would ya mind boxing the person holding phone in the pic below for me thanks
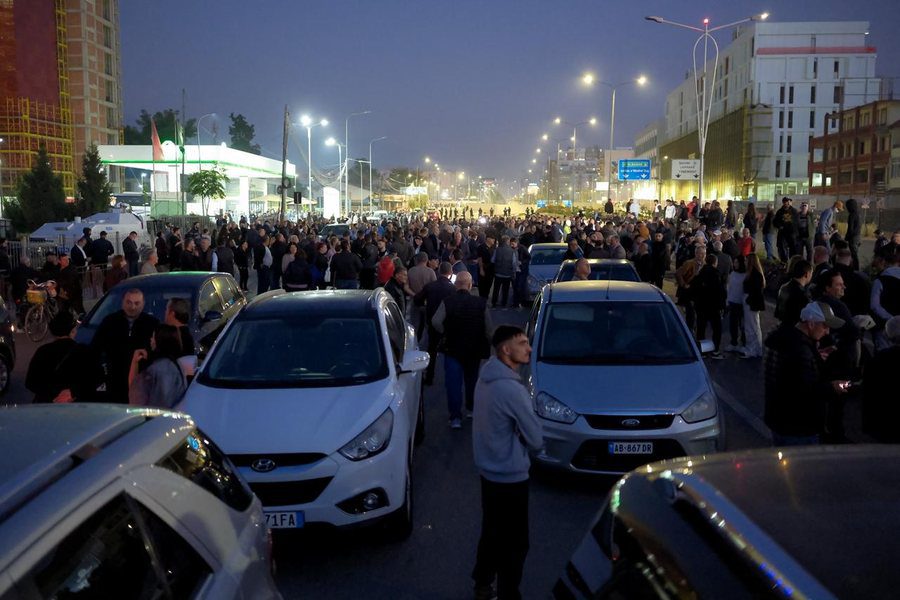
[764,301,851,446]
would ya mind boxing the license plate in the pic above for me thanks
[608,442,654,455]
[264,511,304,529]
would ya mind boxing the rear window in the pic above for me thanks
[556,263,641,282]
[530,247,567,266]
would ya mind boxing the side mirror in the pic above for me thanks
[202,310,223,323]
[398,350,430,373]
[699,339,715,354]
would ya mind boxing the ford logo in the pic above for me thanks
[621,418,641,427]
[251,458,277,473]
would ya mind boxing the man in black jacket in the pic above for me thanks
[123,231,140,276]
[773,197,799,261]
[88,231,115,266]
[844,198,862,269]
[775,259,812,327]
[764,301,849,446]
[415,261,455,385]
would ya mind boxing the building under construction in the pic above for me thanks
[0,0,123,199]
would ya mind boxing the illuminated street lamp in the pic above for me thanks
[344,110,371,214]
[553,117,597,153]
[581,73,648,152]
[644,11,769,201]
[325,137,346,214]
[300,114,329,207]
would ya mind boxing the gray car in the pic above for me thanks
[526,243,568,300]
[524,281,723,474]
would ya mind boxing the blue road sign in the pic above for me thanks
[536,200,547,208]
[563,200,573,208]
[617,159,652,181]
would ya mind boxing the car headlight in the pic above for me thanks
[681,391,717,423]
[339,408,394,461]
[527,274,546,292]
[534,392,578,424]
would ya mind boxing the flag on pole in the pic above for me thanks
[175,121,185,155]
[150,118,164,161]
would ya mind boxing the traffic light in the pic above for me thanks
[293,191,302,204]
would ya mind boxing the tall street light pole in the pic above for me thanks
[645,12,769,203]
[325,137,345,215]
[369,136,387,213]
[280,105,289,222]
[301,115,329,213]
[553,117,596,204]
[344,110,371,216]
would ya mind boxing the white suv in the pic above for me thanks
[180,289,429,537]
[0,404,280,599]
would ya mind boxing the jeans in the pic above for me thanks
[467,262,480,287]
[424,326,441,383]
[513,270,528,307]
[743,303,763,357]
[127,259,139,277]
[799,236,813,261]
[695,308,722,351]
[256,265,271,295]
[271,269,282,290]
[472,477,529,600]
[238,267,249,290]
[727,302,745,346]
[764,234,776,260]
[772,433,820,447]
[478,273,494,299]
[492,275,512,307]
[335,279,359,289]
[444,355,480,419]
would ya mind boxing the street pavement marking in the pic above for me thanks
[713,381,772,442]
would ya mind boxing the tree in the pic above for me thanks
[124,109,197,145]
[228,113,261,155]
[76,143,112,216]
[187,167,228,216]
[15,147,70,231]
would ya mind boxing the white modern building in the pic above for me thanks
[661,20,882,201]
[98,143,296,218]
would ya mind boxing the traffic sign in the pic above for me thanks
[617,159,651,181]
[672,159,701,180]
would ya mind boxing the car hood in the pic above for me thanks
[530,360,709,414]
[529,264,562,281]
[178,379,395,455]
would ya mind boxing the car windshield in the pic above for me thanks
[539,301,696,364]
[85,287,196,325]
[199,316,388,388]
[556,263,641,283]
[530,247,568,266]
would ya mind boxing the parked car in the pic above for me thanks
[553,258,641,283]
[0,295,15,395]
[0,404,280,599]
[526,242,568,299]
[318,223,351,240]
[75,272,246,356]
[179,289,429,538]
[525,281,722,474]
[555,445,900,599]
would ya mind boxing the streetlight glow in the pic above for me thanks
[541,133,549,141]
[758,12,770,20]
[424,156,431,164]
[554,117,561,124]
[589,117,597,125]
[582,73,595,85]
[300,114,311,127]
[637,75,648,86]
[535,148,541,153]
[325,137,337,146]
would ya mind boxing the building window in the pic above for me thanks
[105,79,114,102]
[779,134,784,153]
[880,108,888,125]
[779,110,784,128]
[810,86,816,104]
[833,60,840,76]
[789,86,795,104]
[859,141,866,155]
[779,85,785,104]
[785,160,791,178]
[788,111,794,128]
[833,86,843,104]
[810,110,816,128]
[103,25,112,49]
[104,52,113,75]
[786,135,792,153]
[813,58,818,78]
[892,158,900,179]
[775,159,782,178]
[102,0,111,20]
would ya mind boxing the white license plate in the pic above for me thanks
[264,511,304,529]
[608,442,654,455]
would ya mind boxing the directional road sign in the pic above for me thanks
[617,159,652,181]
[672,159,701,180]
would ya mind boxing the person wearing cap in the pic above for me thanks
[764,301,851,446]
[816,200,843,250]
[25,312,102,403]
[773,196,799,262]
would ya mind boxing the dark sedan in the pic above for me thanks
[556,445,900,599]
[75,272,246,356]
[552,258,641,283]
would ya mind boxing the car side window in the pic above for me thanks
[384,302,406,363]
[214,276,239,309]
[17,494,211,598]
[158,428,254,512]
[198,281,223,317]
[526,295,542,342]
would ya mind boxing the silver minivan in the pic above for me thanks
[524,280,723,474]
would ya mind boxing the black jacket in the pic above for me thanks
[90,311,159,403]
[414,276,455,325]
[215,245,235,275]
[283,258,312,290]
[330,250,362,281]
[440,290,489,361]
[89,238,115,265]
[123,237,139,262]
[775,279,810,326]
[764,325,832,436]
[26,338,103,403]
[863,346,900,442]
[692,265,726,311]
[845,198,861,244]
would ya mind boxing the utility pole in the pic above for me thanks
[280,104,289,222]
[181,89,187,214]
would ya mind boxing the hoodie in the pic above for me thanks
[845,198,861,244]
[473,357,544,483]
[872,266,900,321]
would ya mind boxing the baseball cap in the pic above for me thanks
[800,301,845,329]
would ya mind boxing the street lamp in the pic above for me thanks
[368,136,387,213]
[196,113,216,171]
[645,12,769,202]
[553,117,597,153]
[300,114,329,209]
[344,110,371,215]
[581,73,648,151]
[325,137,345,215]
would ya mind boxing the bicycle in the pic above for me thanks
[23,279,59,342]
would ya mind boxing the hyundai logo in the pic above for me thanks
[621,418,641,427]
[251,458,277,473]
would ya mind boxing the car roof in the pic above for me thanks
[111,271,221,288]
[545,280,666,303]
[243,289,382,318]
[631,445,900,598]
[0,404,183,522]
[559,258,631,266]
[528,243,567,250]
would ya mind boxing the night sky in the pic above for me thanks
[121,0,900,184]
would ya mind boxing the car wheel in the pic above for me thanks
[414,379,425,446]
[0,354,10,395]
[384,457,413,541]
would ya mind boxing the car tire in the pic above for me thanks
[384,457,413,541]
[414,380,425,446]
[0,354,10,395]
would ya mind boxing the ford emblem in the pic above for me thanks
[251,458,277,473]
[621,418,641,427]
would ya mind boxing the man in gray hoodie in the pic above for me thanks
[471,325,543,600]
